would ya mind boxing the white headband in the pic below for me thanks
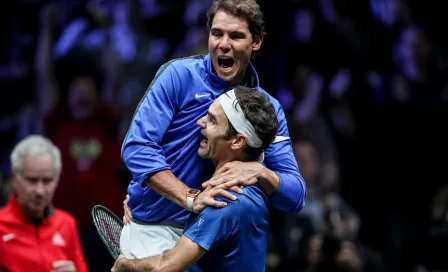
[218,89,263,148]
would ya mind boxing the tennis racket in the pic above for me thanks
[92,205,124,260]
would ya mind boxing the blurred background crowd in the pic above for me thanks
[1,0,448,271]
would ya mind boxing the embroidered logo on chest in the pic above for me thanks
[52,232,65,247]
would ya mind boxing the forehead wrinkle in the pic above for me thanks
[211,24,248,34]
[211,11,250,34]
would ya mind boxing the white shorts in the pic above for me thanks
[120,221,184,259]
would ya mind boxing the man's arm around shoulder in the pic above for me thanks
[121,63,191,208]
[113,199,238,272]
[261,103,306,214]
[112,236,205,272]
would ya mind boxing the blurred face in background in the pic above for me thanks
[307,234,323,266]
[208,10,262,86]
[294,141,319,184]
[67,76,99,121]
[336,240,361,269]
[13,154,59,218]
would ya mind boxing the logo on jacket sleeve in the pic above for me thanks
[52,232,66,246]
[2,233,15,242]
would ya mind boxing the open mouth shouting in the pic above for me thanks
[216,55,236,76]
[200,136,208,147]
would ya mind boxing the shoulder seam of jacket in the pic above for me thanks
[121,54,205,161]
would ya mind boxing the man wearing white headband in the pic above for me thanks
[113,87,278,271]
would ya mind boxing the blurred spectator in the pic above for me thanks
[416,184,448,271]
[391,24,446,103]
[0,175,12,208]
[35,3,126,271]
[295,138,385,272]
[368,24,448,103]
[301,215,385,272]
[0,135,88,272]
[306,234,362,272]
[54,0,172,135]
[292,139,355,238]
[270,136,386,272]
[268,138,342,271]
[294,140,326,232]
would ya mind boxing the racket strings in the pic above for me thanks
[98,209,122,247]
[92,205,124,259]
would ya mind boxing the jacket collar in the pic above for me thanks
[204,54,260,89]
[7,195,54,225]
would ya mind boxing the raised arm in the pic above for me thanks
[89,4,122,108]
[35,4,60,116]
[101,30,121,108]
[112,236,205,272]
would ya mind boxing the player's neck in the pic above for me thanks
[213,65,247,87]
[214,160,226,172]
[214,155,247,172]
[228,73,245,87]
[230,68,249,87]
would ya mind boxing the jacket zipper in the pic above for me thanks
[35,226,45,272]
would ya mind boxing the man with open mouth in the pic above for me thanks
[114,87,280,271]
[118,0,307,266]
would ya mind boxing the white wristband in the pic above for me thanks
[186,196,195,212]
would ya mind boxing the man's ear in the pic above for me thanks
[252,35,263,52]
[230,134,247,151]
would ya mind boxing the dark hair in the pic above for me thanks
[207,0,266,39]
[225,87,278,161]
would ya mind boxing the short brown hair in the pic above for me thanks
[207,0,266,39]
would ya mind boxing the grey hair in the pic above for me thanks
[10,135,62,175]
